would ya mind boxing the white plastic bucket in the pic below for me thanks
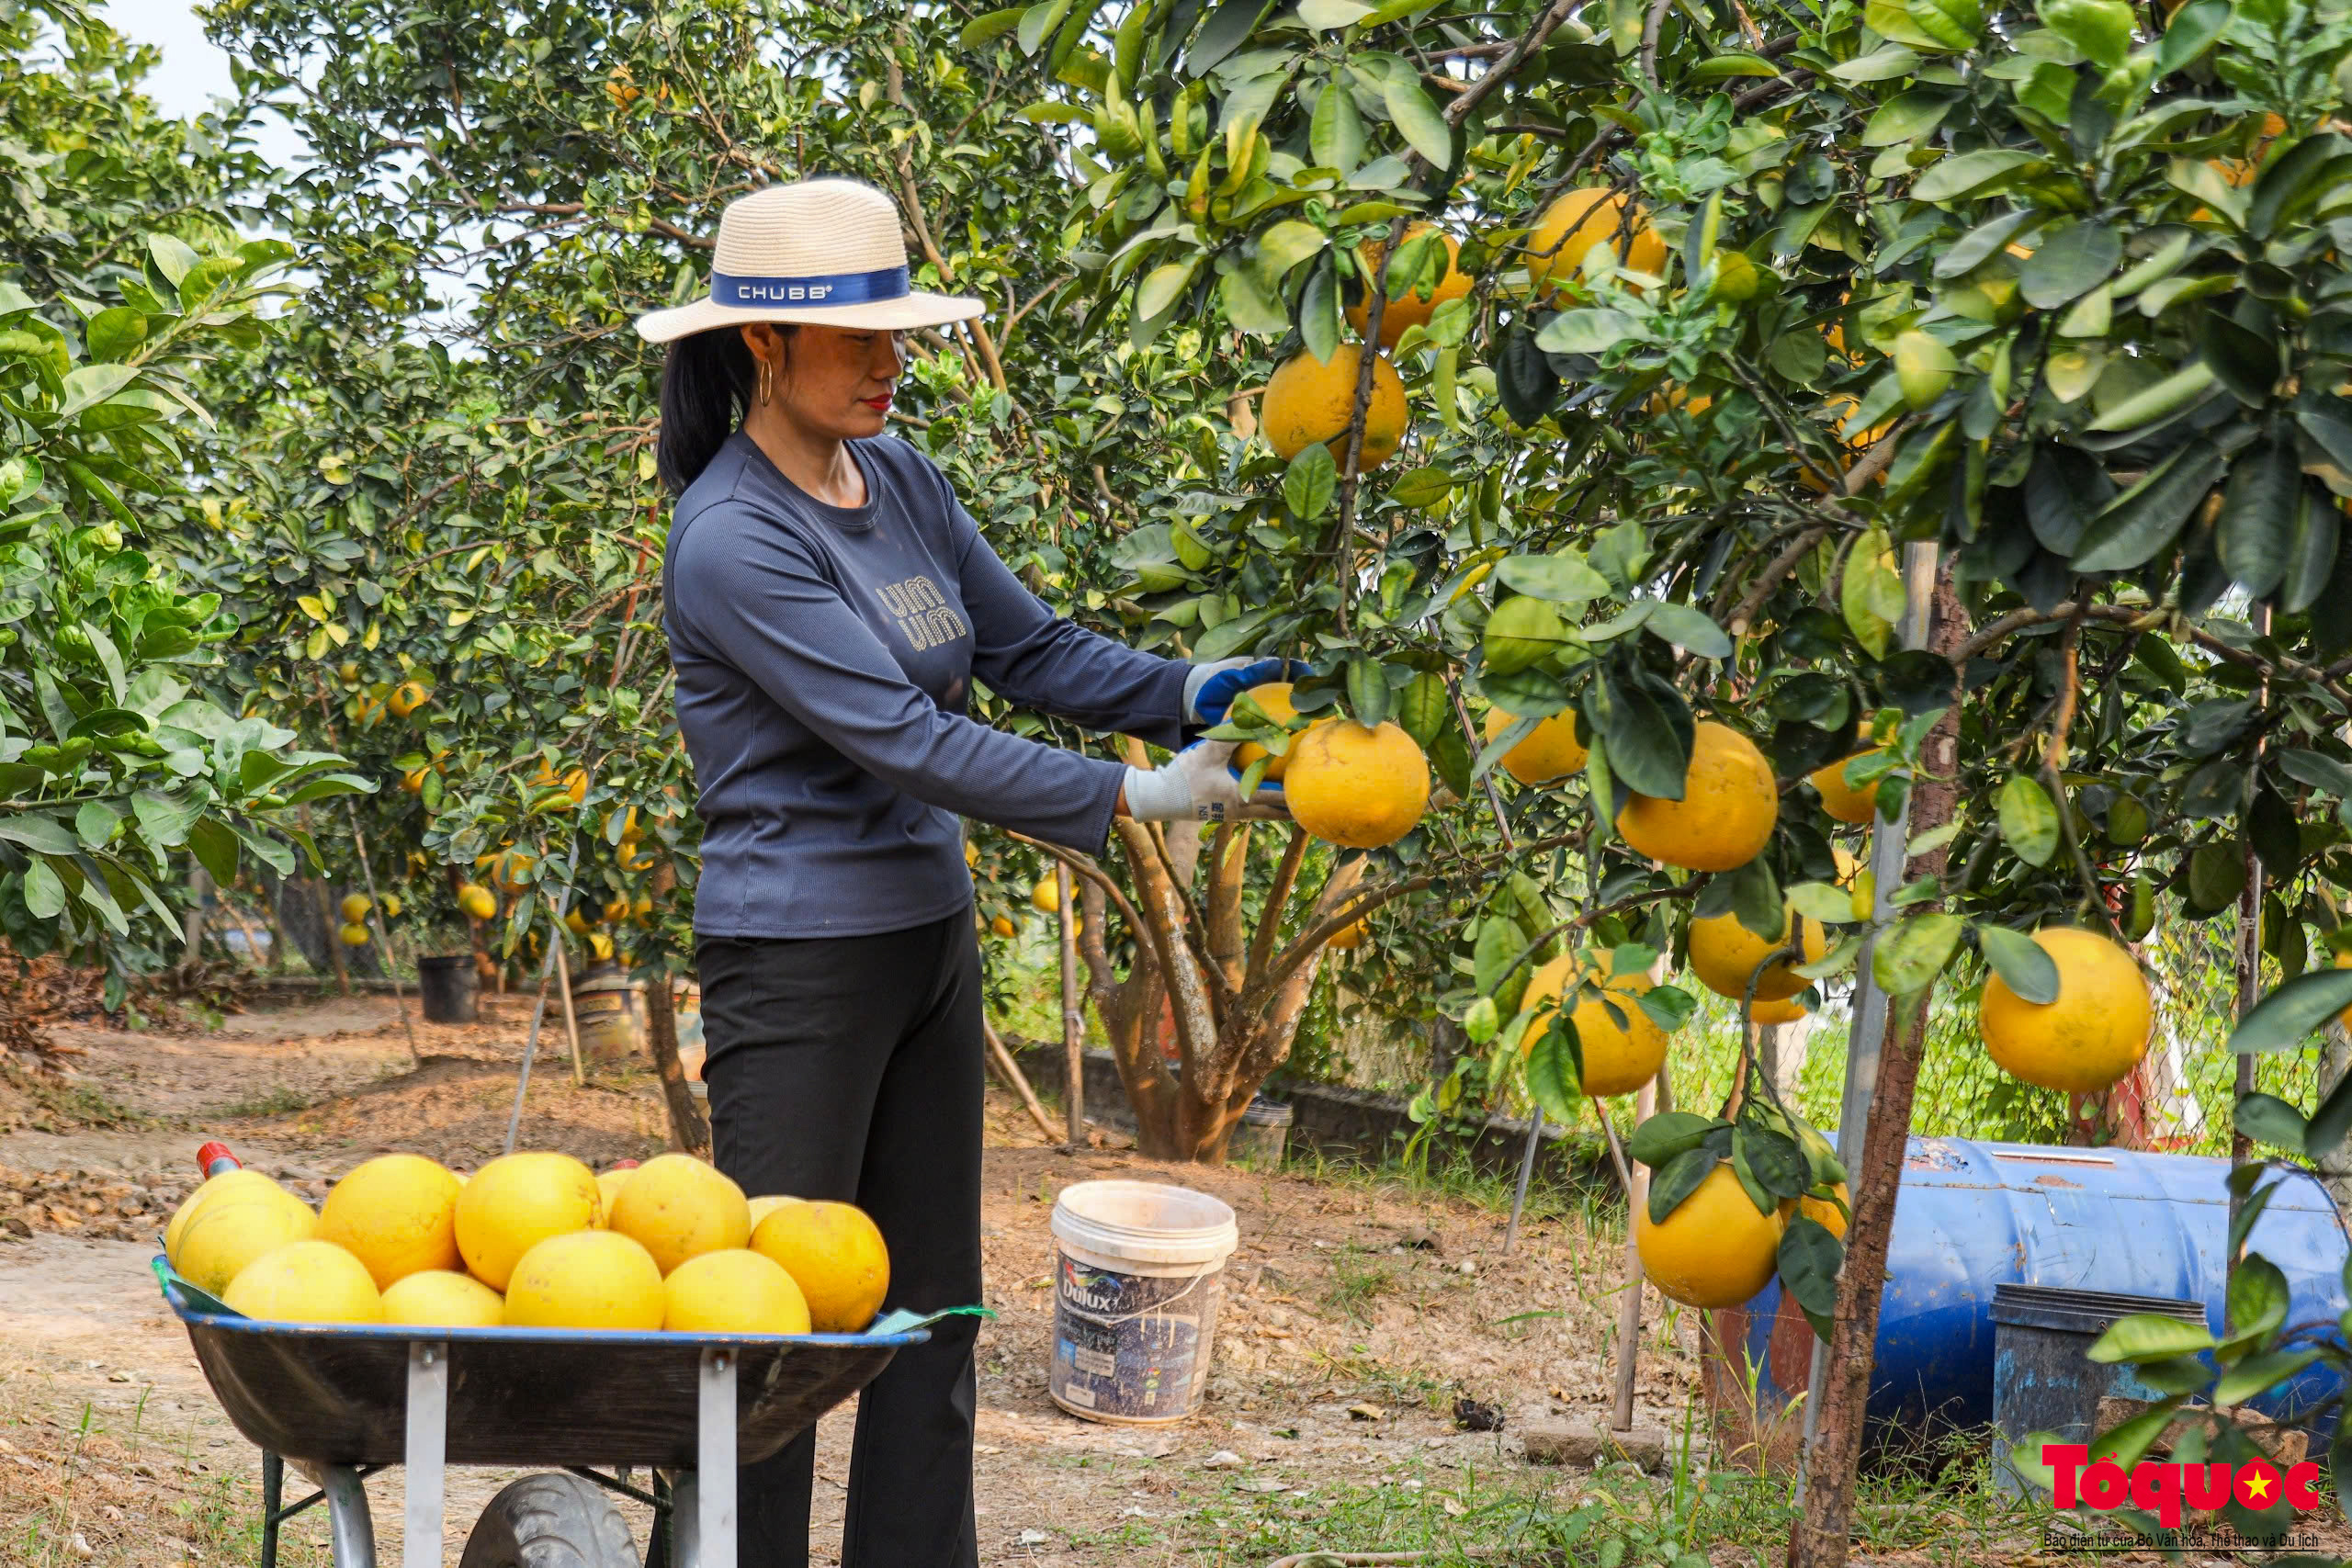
[1047,1179,1238,1425]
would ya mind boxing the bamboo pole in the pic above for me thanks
[982,1016,1063,1143]
[342,803,421,1068]
[1612,1077,1656,1431]
[553,934,585,1087]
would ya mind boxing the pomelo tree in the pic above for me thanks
[992,0,2352,1553]
[0,0,349,1016]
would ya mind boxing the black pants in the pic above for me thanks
[662,911,984,1568]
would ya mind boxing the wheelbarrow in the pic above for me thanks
[156,1258,963,1568]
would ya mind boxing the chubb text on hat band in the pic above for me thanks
[709,265,911,308]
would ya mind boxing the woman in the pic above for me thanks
[635,176,1294,1567]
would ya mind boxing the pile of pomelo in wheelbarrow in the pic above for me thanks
[164,1150,888,1334]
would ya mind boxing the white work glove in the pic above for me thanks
[1122,739,1291,823]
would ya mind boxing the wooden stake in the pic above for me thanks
[1613,1078,1656,1432]
[553,935,584,1088]
[1057,863,1083,1146]
[982,1016,1063,1144]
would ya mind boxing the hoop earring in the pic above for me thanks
[755,357,775,408]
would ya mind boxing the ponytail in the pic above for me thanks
[656,324,800,494]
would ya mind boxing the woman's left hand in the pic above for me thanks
[1183,658,1309,727]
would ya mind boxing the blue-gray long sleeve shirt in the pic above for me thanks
[663,430,1188,938]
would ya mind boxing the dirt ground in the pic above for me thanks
[0,989,2323,1567]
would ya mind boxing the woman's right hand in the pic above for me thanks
[1119,740,1289,823]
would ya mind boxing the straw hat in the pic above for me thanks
[634,177,986,343]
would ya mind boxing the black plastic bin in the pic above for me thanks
[416,954,479,1023]
[1989,1282,2208,1496]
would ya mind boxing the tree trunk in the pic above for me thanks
[1787,562,1967,1568]
[642,972,709,1154]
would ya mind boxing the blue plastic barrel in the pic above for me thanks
[1702,1136,2347,1461]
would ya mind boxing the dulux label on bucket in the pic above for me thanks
[1048,1252,1222,1422]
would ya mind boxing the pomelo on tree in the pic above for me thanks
[380,1269,505,1327]
[663,1248,812,1335]
[320,1153,464,1289]
[1343,224,1473,348]
[338,922,370,947]
[1686,906,1828,1004]
[502,1230,666,1330]
[1524,188,1666,300]
[1283,719,1429,849]
[340,894,371,923]
[751,1201,890,1333]
[458,883,498,921]
[1635,1163,1784,1308]
[1746,994,1812,1026]
[223,1240,383,1324]
[1980,928,2152,1094]
[1261,344,1408,472]
[1615,721,1778,872]
[605,1152,752,1276]
[1483,705,1586,784]
[1031,876,1059,912]
[1521,949,1668,1097]
[1810,750,1885,825]
[1230,682,1301,781]
[388,680,432,717]
[454,1151,601,1291]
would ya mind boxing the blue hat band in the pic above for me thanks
[709,265,910,309]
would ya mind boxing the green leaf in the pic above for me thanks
[1495,551,1611,604]
[188,818,240,888]
[1298,0,1374,27]
[2202,312,2280,406]
[1387,466,1454,508]
[1628,1111,1720,1168]
[1644,602,1730,659]
[20,859,63,919]
[1862,88,1957,147]
[1912,150,2040,202]
[56,364,138,422]
[1996,773,2059,866]
[1310,75,1368,175]
[2233,1092,2309,1155]
[958,6,1027,47]
[2072,436,2225,571]
[1587,667,1692,799]
[1136,255,1201,322]
[2156,0,2227,71]
[1534,310,1642,355]
[147,233,199,286]
[1254,220,1329,285]
[84,307,149,364]
[1299,265,1343,366]
[2231,968,2352,1053]
[1978,924,2060,1003]
[2086,1313,2215,1363]
[1283,443,1340,520]
[1017,0,1073,54]
[1787,881,1857,925]
[1382,72,1453,168]
[2039,0,2135,69]
[2214,1348,2324,1408]
[2216,440,2301,600]
[0,815,78,856]
[2225,1255,2289,1346]
[2086,359,2218,433]
[2086,1399,2189,1473]
[1778,1214,1843,1320]
[1647,1147,1717,1225]
[1872,911,1963,995]
[1346,653,1390,728]
[1830,45,1921,79]
[2018,220,2123,309]
[1525,1013,1584,1122]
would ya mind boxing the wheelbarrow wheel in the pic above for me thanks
[458,1472,636,1568]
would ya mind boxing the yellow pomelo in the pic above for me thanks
[388,680,432,717]
[178,1194,321,1297]
[1687,906,1828,1003]
[223,1240,382,1324]
[1325,918,1368,950]
[1283,719,1429,849]
[751,1201,891,1333]
[1800,1182,1850,1239]
[1484,705,1586,784]
[1261,344,1408,472]
[1344,225,1474,348]
[320,1154,463,1290]
[662,1248,812,1336]
[1833,845,1861,886]
[1802,395,1897,493]
[502,1230,666,1330]
[989,915,1016,940]
[1981,928,2153,1094]
[2337,952,2352,1032]
[1635,1164,1784,1309]
[339,894,371,923]
[379,1269,505,1327]
[747,1194,804,1230]
[1526,188,1667,300]
[1231,682,1300,780]
[454,1151,600,1291]
[1810,750,1885,825]
[165,1168,288,1267]
[606,1153,752,1276]
[594,1168,638,1227]
[1747,995,1813,1026]
[458,883,497,920]
[1616,721,1779,873]
[1522,950,1668,1098]
[1031,877,1059,912]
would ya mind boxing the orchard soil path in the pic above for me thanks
[0,990,2071,1566]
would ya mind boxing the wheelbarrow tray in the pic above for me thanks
[159,1260,930,1470]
